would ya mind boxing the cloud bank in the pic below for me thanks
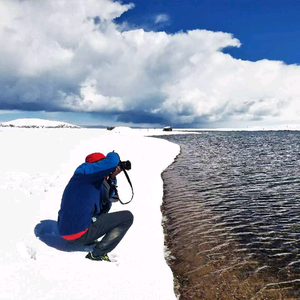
[1,0,300,127]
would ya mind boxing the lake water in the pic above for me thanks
[158,131,300,300]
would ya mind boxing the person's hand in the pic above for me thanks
[110,166,122,179]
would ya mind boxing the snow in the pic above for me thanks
[0,118,80,128]
[111,126,133,133]
[0,125,180,300]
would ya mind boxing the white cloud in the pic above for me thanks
[154,14,170,24]
[0,0,300,127]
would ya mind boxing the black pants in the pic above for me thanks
[70,210,134,256]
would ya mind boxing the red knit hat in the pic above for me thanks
[85,152,106,163]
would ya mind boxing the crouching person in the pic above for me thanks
[57,152,134,262]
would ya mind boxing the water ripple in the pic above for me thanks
[160,131,300,300]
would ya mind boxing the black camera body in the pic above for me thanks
[119,160,131,171]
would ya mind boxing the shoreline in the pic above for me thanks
[161,151,183,299]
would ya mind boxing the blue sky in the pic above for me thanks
[1,0,300,128]
[118,0,300,64]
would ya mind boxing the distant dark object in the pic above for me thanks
[163,126,172,131]
[107,126,115,131]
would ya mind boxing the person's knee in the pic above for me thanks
[123,210,134,226]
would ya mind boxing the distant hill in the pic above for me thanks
[0,118,80,128]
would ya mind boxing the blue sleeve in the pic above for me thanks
[74,152,120,181]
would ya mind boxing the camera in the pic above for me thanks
[119,160,131,171]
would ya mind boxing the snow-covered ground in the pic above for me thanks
[0,118,80,128]
[0,125,180,300]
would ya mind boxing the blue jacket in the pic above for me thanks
[57,152,119,237]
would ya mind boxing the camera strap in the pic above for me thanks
[117,169,134,205]
[110,169,133,205]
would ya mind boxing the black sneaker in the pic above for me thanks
[85,251,111,262]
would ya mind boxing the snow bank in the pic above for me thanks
[0,127,180,300]
[111,126,133,134]
[0,118,80,128]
